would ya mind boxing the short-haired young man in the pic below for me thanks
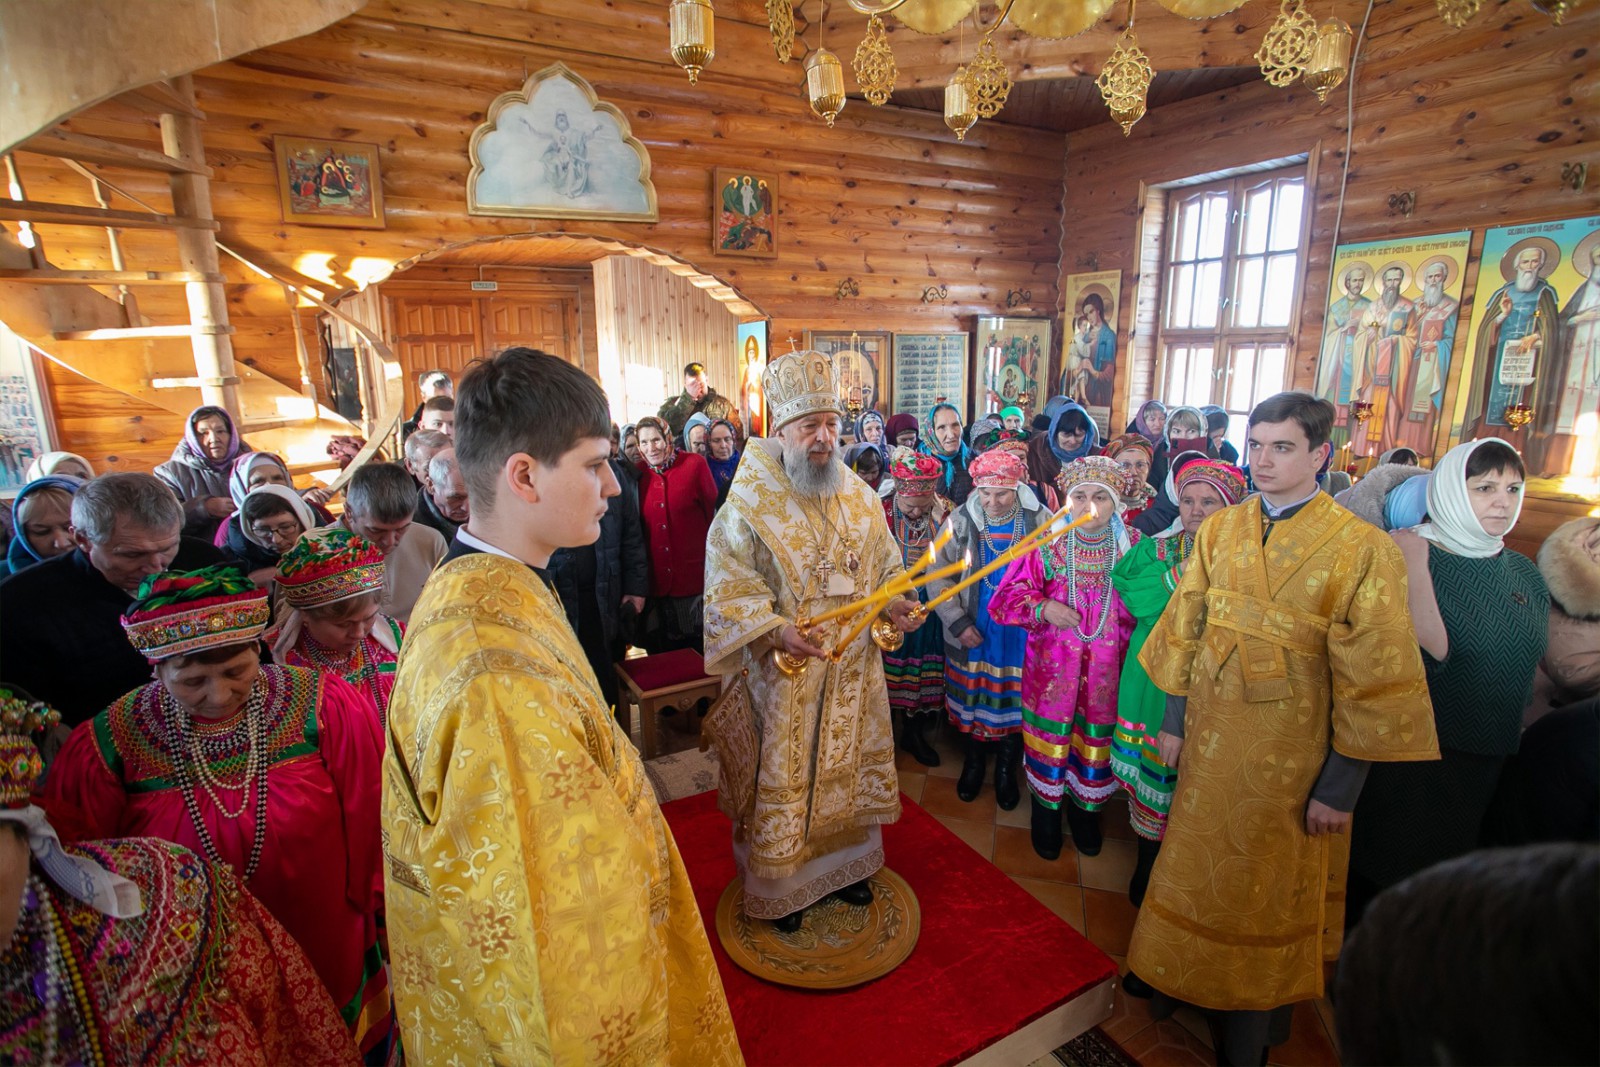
[657,360,735,438]
[337,462,446,624]
[416,395,455,437]
[1123,391,1439,1064]
[381,348,740,1065]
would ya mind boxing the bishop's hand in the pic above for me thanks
[778,624,829,661]
[887,597,924,633]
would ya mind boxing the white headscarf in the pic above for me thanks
[239,484,317,552]
[1415,438,1523,558]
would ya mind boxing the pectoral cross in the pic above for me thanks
[816,556,835,585]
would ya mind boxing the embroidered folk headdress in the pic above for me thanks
[889,446,943,496]
[121,565,270,662]
[968,447,1028,490]
[275,527,386,610]
[1174,459,1248,507]
[1056,455,1142,503]
[761,349,841,431]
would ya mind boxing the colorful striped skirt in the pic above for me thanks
[883,610,945,719]
[1021,642,1123,812]
[1110,714,1177,839]
[945,586,1027,739]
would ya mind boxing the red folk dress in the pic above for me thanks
[42,665,390,1052]
[636,450,719,597]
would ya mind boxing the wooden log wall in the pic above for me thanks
[15,0,1066,470]
[592,256,741,425]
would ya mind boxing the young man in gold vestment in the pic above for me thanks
[704,349,924,932]
[381,348,741,1066]
[1124,392,1439,1065]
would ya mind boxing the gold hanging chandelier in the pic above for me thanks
[1256,0,1318,86]
[1302,16,1353,102]
[853,14,898,105]
[968,31,1013,119]
[807,47,849,125]
[945,65,978,139]
[669,0,716,84]
[768,0,796,62]
[1096,0,1155,136]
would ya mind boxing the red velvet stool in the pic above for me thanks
[614,649,722,759]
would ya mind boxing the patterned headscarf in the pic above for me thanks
[705,418,742,492]
[271,528,394,657]
[633,416,677,473]
[228,451,294,508]
[1175,459,1248,507]
[856,410,888,454]
[968,447,1027,490]
[1102,432,1154,464]
[1128,400,1167,443]
[1055,456,1137,553]
[181,405,245,473]
[971,426,1027,455]
[121,565,270,662]
[921,403,971,493]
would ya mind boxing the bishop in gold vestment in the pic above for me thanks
[382,552,742,1065]
[1127,491,1438,1012]
[704,441,906,919]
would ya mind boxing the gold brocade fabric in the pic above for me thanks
[381,554,742,1067]
[703,444,904,881]
[1127,493,1438,1012]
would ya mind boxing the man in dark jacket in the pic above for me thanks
[0,473,223,726]
[413,447,468,541]
[547,458,648,712]
[657,362,736,439]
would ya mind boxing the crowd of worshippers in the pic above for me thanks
[0,352,1596,1066]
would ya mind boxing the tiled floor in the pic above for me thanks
[641,714,1342,1066]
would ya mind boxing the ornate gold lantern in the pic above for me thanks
[1302,17,1353,103]
[1257,0,1318,87]
[944,65,978,140]
[969,31,1013,119]
[806,47,848,126]
[1096,21,1154,136]
[767,0,796,62]
[852,14,898,105]
[669,0,716,85]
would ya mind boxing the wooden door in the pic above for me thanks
[483,295,578,366]
[389,297,481,409]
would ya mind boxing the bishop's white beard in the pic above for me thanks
[783,442,843,498]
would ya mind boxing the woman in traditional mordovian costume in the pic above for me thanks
[3,687,360,1065]
[881,446,950,767]
[41,565,390,1053]
[1108,459,1246,904]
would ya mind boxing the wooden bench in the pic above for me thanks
[615,648,722,759]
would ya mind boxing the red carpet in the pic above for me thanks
[661,791,1118,1067]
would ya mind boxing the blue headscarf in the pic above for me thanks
[919,402,971,494]
[1046,401,1099,464]
[704,419,742,495]
[1384,471,1431,530]
[5,475,84,575]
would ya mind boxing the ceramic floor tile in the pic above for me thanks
[995,796,1033,829]
[1077,838,1138,893]
[894,748,927,774]
[1121,1019,1216,1066]
[1082,887,1141,956]
[1267,1000,1340,1067]
[919,773,1000,822]
[1101,972,1159,1048]
[932,815,994,860]
[898,772,926,804]
[993,825,1080,884]
[1172,1005,1214,1047]
[1011,877,1085,933]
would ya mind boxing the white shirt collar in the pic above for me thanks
[455,525,523,563]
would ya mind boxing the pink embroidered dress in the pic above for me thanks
[281,616,404,727]
[989,522,1141,811]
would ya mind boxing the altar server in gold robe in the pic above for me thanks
[704,349,923,932]
[382,348,741,1066]
[1124,391,1438,1066]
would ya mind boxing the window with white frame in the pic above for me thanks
[1158,166,1307,456]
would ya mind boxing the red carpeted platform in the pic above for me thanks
[661,791,1118,1067]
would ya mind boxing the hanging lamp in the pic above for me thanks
[669,0,716,84]
[1302,16,1353,102]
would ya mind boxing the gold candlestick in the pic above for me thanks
[917,508,1096,617]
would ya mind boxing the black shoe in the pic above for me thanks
[1030,795,1063,860]
[956,736,988,802]
[1066,803,1103,857]
[992,737,1021,811]
[1129,836,1161,907]
[1121,971,1156,999]
[773,908,805,934]
[832,878,874,906]
[900,716,941,767]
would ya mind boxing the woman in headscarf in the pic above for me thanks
[1109,459,1246,906]
[620,422,643,472]
[224,484,319,586]
[1131,449,1209,537]
[633,415,718,653]
[920,402,974,505]
[154,405,253,540]
[0,690,361,1066]
[844,440,885,492]
[23,450,94,482]
[3,475,81,577]
[1201,405,1240,464]
[42,565,390,1054]
[683,411,713,456]
[1347,438,1550,926]
[1125,400,1167,445]
[1149,405,1211,490]
[885,412,920,449]
[1000,405,1027,434]
[1101,432,1158,524]
[1026,428,1064,511]
[214,451,334,550]
[856,409,889,461]
[273,528,402,727]
[881,447,951,767]
[990,456,1143,861]
[1047,401,1100,467]
[705,418,743,507]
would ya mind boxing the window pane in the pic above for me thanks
[1234,256,1265,328]
[1261,253,1299,326]
[1177,198,1201,262]
[1194,261,1222,328]
[1241,185,1272,255]
[1168,264,1194,329]
[1185,347,1215,408]
[1167,345,1189,401]
[1228,344,1256,411]
[1200,194,1229,259]
[1270,181,1305,251]
[1257,344,1289,401]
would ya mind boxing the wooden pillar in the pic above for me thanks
[159,75,240,422]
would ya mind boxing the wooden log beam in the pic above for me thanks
[18,129,212,176]
[53,324,235,340]
[0,199,218,230]
[0,269,221,285]
[115,81,207,120]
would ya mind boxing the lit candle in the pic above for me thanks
[921,507,1097,614]
[805,524,957,627]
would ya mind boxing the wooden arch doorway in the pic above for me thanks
[373,233,766,421]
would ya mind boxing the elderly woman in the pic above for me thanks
[621,422,643,469]
[1149,404,1212,490]
[273,528,402,726]
[634,415,718,653]
[883,447,950,767]
[1101,432,1158,525]
[921,402,974,505]
[1109,459,1246,905]
[3,690,361,1066]
[42,565,390,1053]
[886,412,919,449]
[215,451,334,550]
[154,405,252,540]
[224,484,317,586]
[1125,400,1167,446]
[3,475,81,577]
[991,457,1143,860]
[857,409,889,459]
[706,418,743,507]
[1347,439,1550,925]
[23,450,94,481]
[683,411,712,456]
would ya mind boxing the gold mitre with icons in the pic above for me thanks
[762,348,842,431]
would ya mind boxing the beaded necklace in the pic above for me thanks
[160,682,269,882]
[300,631,387,715]
[0,878,102,1066]
[892,508,932,560]
[1066,524,1121,643]
[981,504,1023,591]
